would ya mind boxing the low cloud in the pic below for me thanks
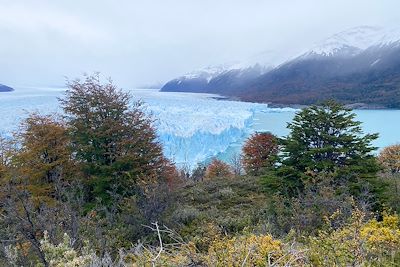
[0,0,399,88]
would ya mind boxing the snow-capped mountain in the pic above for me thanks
[161,49,287,93]
[299,26,400,58]
[302,26,384,57]
[161,26,400,108]
[179,64,237,82]
[162,63,269,94]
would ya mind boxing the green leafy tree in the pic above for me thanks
[60,74,165,205]
[268,101,382,203]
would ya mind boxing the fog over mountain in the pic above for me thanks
[162,26,400,108]
[0,0,399,88]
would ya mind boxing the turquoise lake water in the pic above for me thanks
[252,109,400,150]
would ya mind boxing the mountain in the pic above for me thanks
[0,84,13,92]
[162,64,269,95]
[161,26,400,108]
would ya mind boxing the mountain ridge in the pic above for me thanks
[161,26,400,108]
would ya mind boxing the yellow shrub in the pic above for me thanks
[206,234,283,267]
[308,209,400,266]
[360,213,400,256]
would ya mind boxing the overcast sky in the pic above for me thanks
[0,0,399,88]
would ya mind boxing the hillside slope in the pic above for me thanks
[161,26,400,108]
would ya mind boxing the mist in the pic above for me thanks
[0,0,399,88]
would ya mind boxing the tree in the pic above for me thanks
[271,101,381,201]
[242,132,278,175]
[378,144,400,173]
[0,115,85,267]
[204,159,233,180]
[60,74,165,205]
[191,163,206,182]
[13,114,73,205]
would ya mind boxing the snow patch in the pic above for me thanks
[301,26,400,58]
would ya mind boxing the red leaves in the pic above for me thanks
[242,132,278,175]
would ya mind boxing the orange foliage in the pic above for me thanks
[160,158,183,191]
[15,114,74,204]
[205,159,233,180]
[242,132,278,175]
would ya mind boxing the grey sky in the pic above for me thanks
[0,0,399,88]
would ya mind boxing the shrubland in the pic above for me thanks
[0,75,399,266]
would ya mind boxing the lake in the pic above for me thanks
[1,87,399,167]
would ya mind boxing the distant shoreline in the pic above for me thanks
[210,94,398,110]
[266,102,393,110]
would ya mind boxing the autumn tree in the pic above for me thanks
[242,132,278,175]
[0,115,85,266]
[378,144,400,173]
[204,158,233,180]
[12,114,73,205]
[60,74,165,205]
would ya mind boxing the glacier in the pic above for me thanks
[129,89,270,168]
[0,87,273,169]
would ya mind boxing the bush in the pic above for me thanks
[308,209,400,266]
[23,209,400,266]
[206,234,284,267]
[39,231,94,267]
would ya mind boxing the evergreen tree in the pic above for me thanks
[268,101,383,203]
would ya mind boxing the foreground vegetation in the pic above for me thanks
[0,74,399,266]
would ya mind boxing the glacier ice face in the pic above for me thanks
[130,89,269,168]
